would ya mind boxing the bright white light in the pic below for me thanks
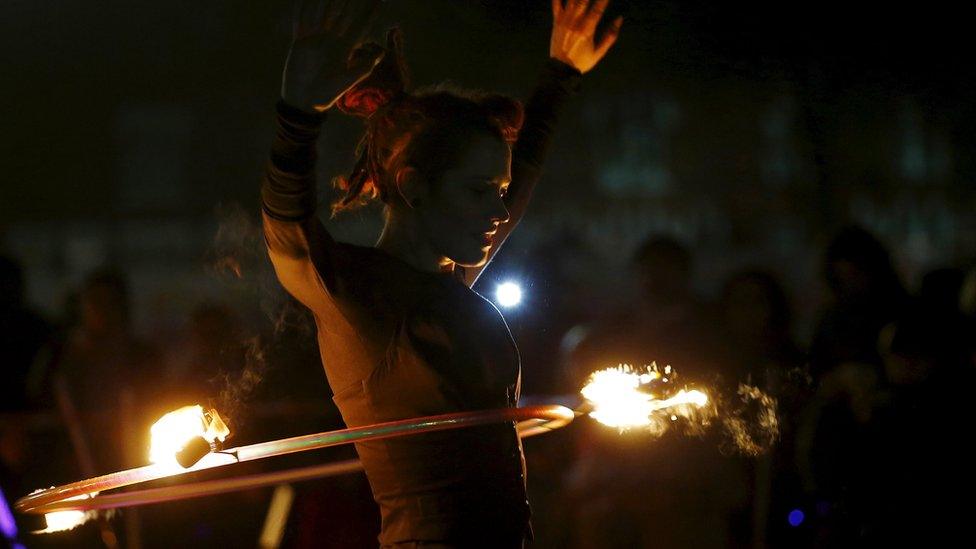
[495,282,522,308]
[149,405,229,468]
[35,494,99,534]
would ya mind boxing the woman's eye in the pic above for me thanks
[469,181,507,197]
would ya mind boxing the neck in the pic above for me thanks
[376,218,454,274]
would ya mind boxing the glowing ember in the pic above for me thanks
[149,405,229,466]
[580,364,709,429]
[35,494,97,534]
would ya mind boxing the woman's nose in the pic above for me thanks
[488,195,510,225]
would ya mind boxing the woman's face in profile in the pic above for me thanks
[419,134,512,267]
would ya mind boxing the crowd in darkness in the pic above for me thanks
[510,227,976,548]
[2,221,975,547]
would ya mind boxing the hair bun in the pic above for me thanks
[337,27,409,119]
[479,94,524,143]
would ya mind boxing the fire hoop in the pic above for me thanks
[16,405,574,515]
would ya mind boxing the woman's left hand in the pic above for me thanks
[550,0,623,74]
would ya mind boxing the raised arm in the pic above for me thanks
[262,0,382,309]
[462,0,622,287]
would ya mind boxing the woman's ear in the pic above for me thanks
[394,166,428,209]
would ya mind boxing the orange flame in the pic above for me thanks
[34,494,98,534]
[149,405,229,467]
[580,364,709,429]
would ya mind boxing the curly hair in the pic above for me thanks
[332,28,523,215]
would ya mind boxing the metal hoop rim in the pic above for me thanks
[16,405,574,515]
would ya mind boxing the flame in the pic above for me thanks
[648,389,709,411]
[580,364,709,429]
[39,511,88,533]
[149,405,230,466]
[35,494,98,534]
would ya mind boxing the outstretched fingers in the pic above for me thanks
[581,0,610,34]
[335,0,381,40]
[558,0,611,35]
[550,0,621,72]
[293,0,318,38]
[293,0,353,39]
[593,15,623,59]
[552,0,563,19]
[569,0,590,19]
[322,0,350,31]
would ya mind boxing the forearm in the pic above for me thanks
[506,0,620,218]
[505,58,582,223]
[261,101,338,310]
[461,60,582,288]
[261,100,325,222]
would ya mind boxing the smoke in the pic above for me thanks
[209,203,280,311]
[580,362,782,456]
[665,369,784,456]
[205,203,315,432]
[719,383,780,456]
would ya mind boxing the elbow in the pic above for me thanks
[262,211,311,253]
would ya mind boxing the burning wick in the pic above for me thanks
[149,405,230,469]
[176,436,215,469]
[580,364,709,429]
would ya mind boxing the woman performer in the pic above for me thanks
[261,1,621,546]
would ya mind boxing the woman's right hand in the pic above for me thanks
[281,0,383,114]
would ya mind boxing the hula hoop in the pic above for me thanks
[16,405,574,515]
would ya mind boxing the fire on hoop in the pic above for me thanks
[579,364,710,430]
[149,405,230,469]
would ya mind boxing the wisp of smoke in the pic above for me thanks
[718,383,780,456]
[206,203,316,430]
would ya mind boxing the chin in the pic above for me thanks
[452,248,490,268]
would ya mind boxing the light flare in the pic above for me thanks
[149,405,229,467]
[580,364,709,429]
[496,282,523,308]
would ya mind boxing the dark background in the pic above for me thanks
[3,0,974,335]
[3,1,975,547]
